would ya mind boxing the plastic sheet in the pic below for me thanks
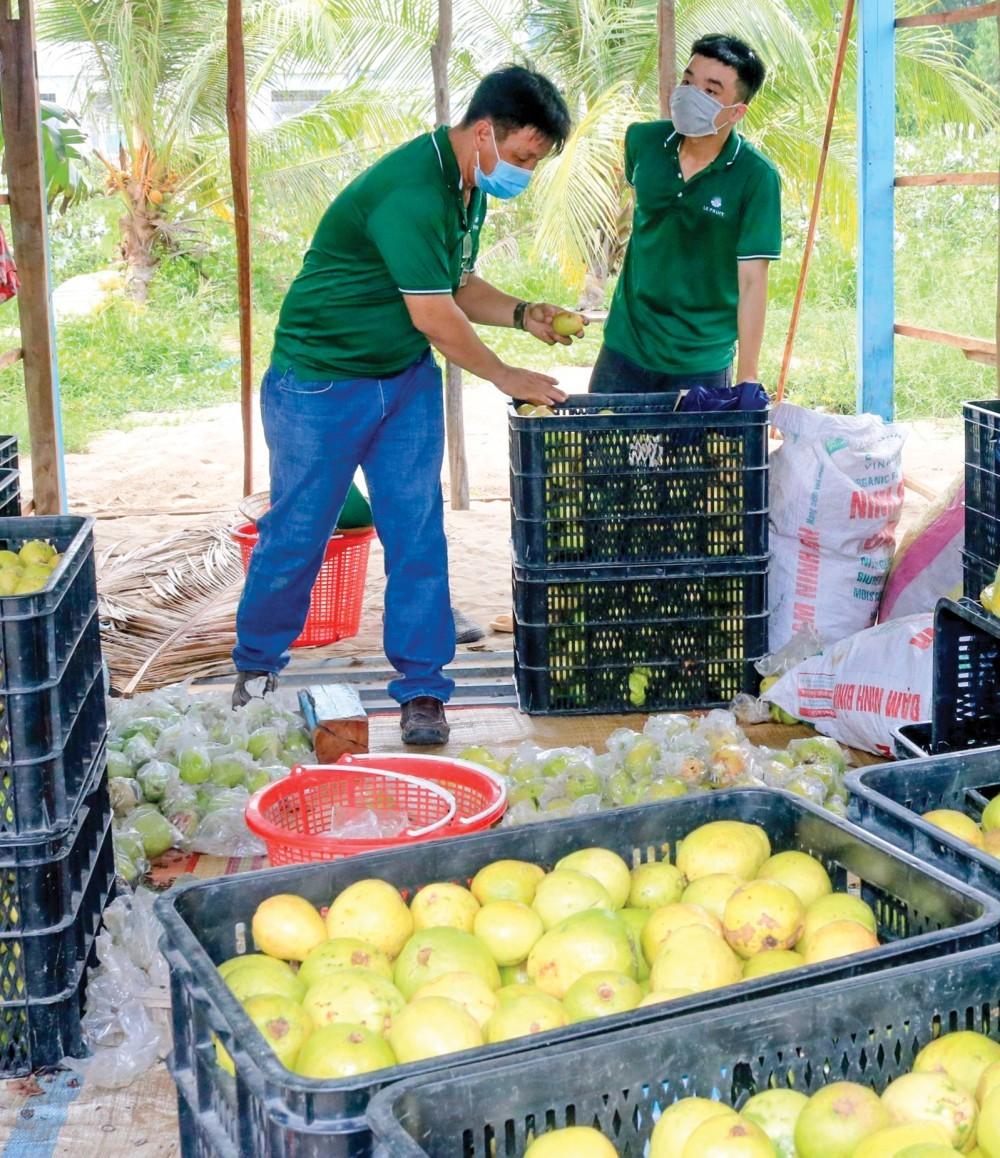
[63,888,170,1088]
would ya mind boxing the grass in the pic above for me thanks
[0,132,995,453]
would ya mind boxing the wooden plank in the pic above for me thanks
[895,171,999,187]
[894,323,997,357]
[657,0,677,116]
[0,0,66,512]
[966,350,998,367]
[0,346,23,370]
[0,192,9,204]
[226,0,254,498]
[776,0,855,403]
[431,0,469,510]
[857,0,896,420]
[896,2,997,28]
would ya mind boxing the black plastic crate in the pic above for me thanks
[156,788,999,1157]
[0,955,91,1077]
[932,596,1000,752]
[0,469,20,519]
[964,548,996,601]
[0,436,18,474]
[0,762,113,1001]
[0,610,103,770]
[0,810,115,1076]
[0,671,107,838]
[509,394,768,567]
[893,720,933,759]
[368,943,1000,1156]
[513,557,768,715]
[847,746,1000,899]
[0,515,98,694]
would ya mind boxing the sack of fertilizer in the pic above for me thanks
[768,403,907,650]
[762,613,934,756]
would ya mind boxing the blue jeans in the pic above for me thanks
[232,351,455,705]
[589,344,733,394]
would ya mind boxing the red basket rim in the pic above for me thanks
[230,521,375,546]
[245,765,458,856]
[337,752,508,830]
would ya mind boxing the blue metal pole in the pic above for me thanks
[856,0,895,420]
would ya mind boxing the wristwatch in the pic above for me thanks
[513,301,530,331]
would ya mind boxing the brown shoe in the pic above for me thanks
[400,696,450,746]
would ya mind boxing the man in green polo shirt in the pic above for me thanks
[593,34,781,395]
[232,66,574,744]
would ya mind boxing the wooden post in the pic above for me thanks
[0,0,66,513]
[776,0,855,404]
[431,0,469,509]
[857,0,896,420]
[226,0,253,498]
[657,0,677,117]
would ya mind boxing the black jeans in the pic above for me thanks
[589,344,733,395]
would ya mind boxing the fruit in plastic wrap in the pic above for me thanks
[127,805,178,859]
[178,745,212,785]
[135,759,175,804]
[109,776,143,817]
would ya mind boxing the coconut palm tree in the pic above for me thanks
[35,0,423,298]
[523,0,999,301]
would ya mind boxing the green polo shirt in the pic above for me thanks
[272,125,486,380]
[604,120,782,376]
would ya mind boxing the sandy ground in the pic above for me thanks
[19,370,966,669]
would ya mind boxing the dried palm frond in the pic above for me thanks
[99,523,244,694]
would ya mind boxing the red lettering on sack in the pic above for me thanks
[849,483,905,520]
[910,627,935,651]
[857,684,885,713]
[833,683,857,710]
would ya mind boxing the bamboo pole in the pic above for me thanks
[226,0,254,498]
[431,0,469,510]
[657,0,677,116]
[776,0,855,404]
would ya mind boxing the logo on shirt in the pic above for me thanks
[704,195,726,218]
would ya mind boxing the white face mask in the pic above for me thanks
[669,84,740,137]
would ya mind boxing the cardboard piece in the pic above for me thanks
[299,685,368,763]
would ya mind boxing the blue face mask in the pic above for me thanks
[474,126,532,199]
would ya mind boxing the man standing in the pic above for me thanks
[592,34,781,396]
[232,66,574,745]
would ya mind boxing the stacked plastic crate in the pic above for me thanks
[964,400,1000,599]
[0,513,113,1076]
[0,434,21,517]
[508,395,770,714]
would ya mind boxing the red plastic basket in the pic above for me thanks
[245,765,457,865]
[231,521,375,648]
[339,753,508,834]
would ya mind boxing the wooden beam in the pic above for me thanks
[896,2,997,28]
[776,0,854,404]
[226,0,253,498]
[431,0,469,510]
[0,346,23,370]
[657,0,677,116]
[966,350,998,367]
[895,172,999,187]
[857,0,895,420]
[894,323,996,357]
[0,0,66,513]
